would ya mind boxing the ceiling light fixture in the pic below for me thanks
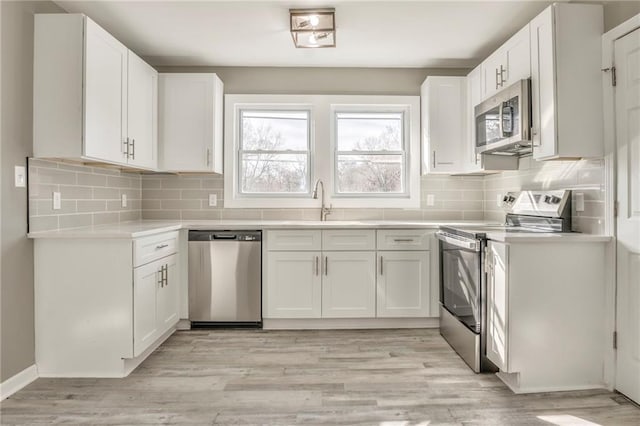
[290,8,335,48]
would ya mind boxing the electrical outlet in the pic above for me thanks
[426,194,435,206]
[121,194,127,208]
[14,166,26,188]
[208,194,217,207]
[52,192,61,210]
[575,193,585,212]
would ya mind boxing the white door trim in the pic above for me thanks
[0,365,38,401]
[601,12,640,391]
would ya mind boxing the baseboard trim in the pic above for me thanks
[0,365,38,401]
[263,317,439,330]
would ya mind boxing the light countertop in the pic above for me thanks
[27,220,612,243]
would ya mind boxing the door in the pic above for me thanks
[377,251,430,317]
[530,6,557,160]
[481,50,505,99]
[266,251,321,318]
[486,241,509,372]
[127,51,157,169]
[157,254,179,333]
[322,251,376,318]
[83,18,128,164]
[159,74,214,171]
[614,28,640,404]
[466,65,483,172]
[133,260,161,357]
[503,24,531,85]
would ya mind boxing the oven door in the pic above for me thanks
[436,232,483,333]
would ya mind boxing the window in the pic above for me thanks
[239,110,311,196]
[334,112,406,196]
[225,94,420,209]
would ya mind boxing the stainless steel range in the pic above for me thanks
[436,190,572,372]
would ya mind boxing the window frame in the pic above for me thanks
[237,108,313,198]
[331,107,411,199]
[224,94,420,209]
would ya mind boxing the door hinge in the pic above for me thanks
[602,66,617,87]
[613,331,618,349]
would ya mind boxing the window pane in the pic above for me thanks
[337,154,403,193]
[241,110,309,151]
[241,153,308,193]
[336,112,403,151]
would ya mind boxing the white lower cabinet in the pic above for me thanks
[264,229,435,321]
[484,239,607,393]
[34,232,181,377]
[377,251,430,317]
[134,253,179,357]
[322,252,376,318]
[266,251,322,318]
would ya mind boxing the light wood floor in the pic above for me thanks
[1,329,639,425]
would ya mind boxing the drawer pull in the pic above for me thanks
[393,238,415,242]
[380,256,383,275]
[325,256,328,276]
[315,256,319,276]
[156,243,169,250]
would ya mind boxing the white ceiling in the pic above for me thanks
[54,0,555,68]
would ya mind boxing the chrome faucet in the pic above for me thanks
[312,179,332,221]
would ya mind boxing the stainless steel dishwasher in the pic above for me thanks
[188,230,262,327]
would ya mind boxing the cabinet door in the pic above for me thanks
[83,18,128,164]
[322,252,376,318]
[481,50,505,100]
[421,77,466,174]
[127,51,158,169]
[377,251,430,317]
[159,74,221,172]
[133,260,161,357]
[157,254,179,333]
[486,241,510,372]
[503,24,531,85]
[265,251,321,318]
[465,65,483,173]
[530,6,557,160]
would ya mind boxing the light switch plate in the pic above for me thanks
[121,194,127,208]
[575,193,585,212]
[426,194,435,206]
[52,192,61,210]
[208,194,217,207]
[14,166,26,188]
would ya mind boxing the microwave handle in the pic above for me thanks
[501,104,514,136]
[498,102,504,137]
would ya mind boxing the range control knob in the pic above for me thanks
[508,196,516,203]
[551,196,561,204]
[544,195,552,204]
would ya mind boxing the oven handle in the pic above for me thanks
[435,231,480,252]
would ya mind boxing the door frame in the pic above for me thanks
[602,12,640,391]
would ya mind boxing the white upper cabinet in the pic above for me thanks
[158,73,224,173]
[482,25,531,99]
[34,14,158,170]
[421,76,466,174]
[530,3,603,160]
[127,51,158,169]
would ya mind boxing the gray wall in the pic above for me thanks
[156,66,468,95]
[604,1,640,32]
[1,0,63,382]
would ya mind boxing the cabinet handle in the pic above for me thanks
[206,148,211,167]
[393,239,414,242]
[156,243,169,250]
[158,266,164,288]
[163,264,168,287]
[380,256,383,275]
[324,256,328,276]
[315,256,319,276]
[432,151,436,169]
[130,138,136,160]
[499,65,507,86]
[123,138,129,159]
[495,68,500,90]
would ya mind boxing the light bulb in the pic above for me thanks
[309,15,319,27]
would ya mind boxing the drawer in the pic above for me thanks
[376,229,432,251]
[322,230,375,251]
[267,230,321,251]
[134,231,179,267]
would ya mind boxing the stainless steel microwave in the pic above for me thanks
[475,79,531,156]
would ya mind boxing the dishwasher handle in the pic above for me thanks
[189,230,262,242]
